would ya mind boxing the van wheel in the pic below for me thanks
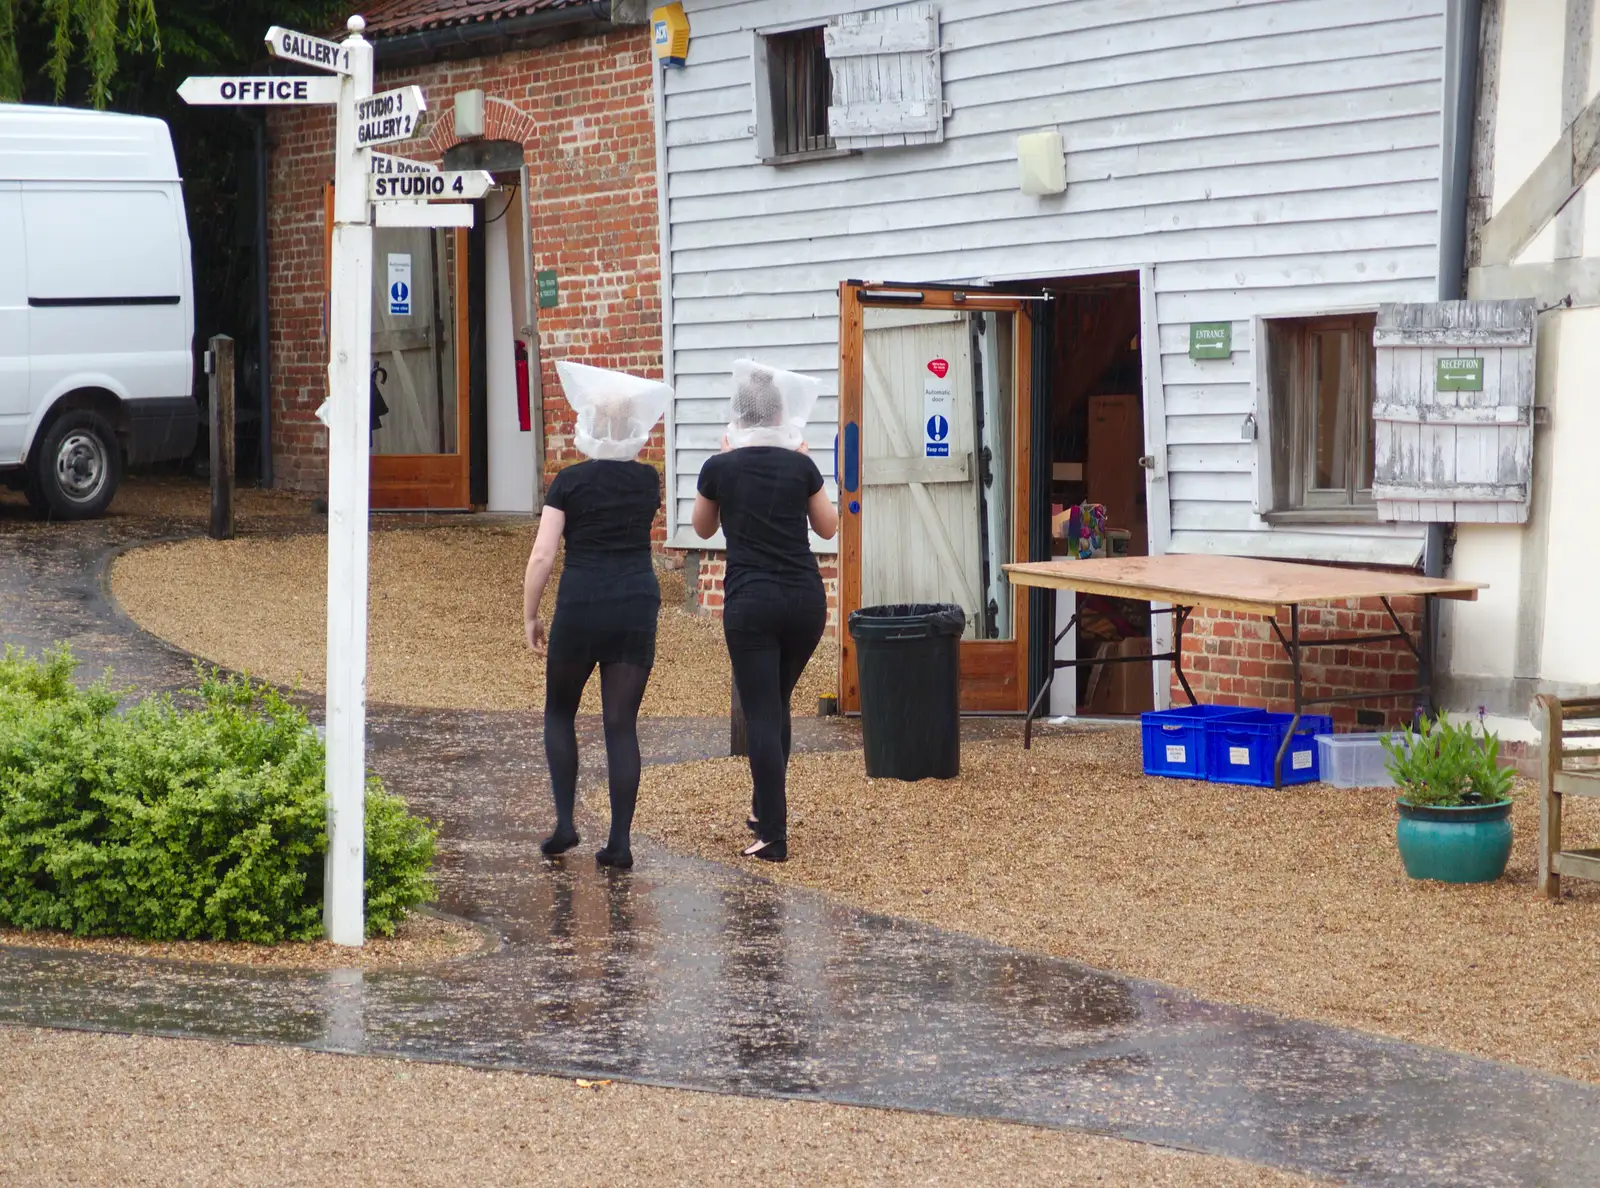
[29,410,123,520]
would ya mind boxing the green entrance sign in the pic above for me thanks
[1189,322,1232,360]
[1435,357,1484,391]
[536,269,559,309]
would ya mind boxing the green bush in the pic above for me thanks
[1382,713,1516,808]
[0,646,436,942]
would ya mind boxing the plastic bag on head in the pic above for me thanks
[726,359,821,450]
[555,360,672,461]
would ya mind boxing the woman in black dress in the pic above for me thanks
[524,362,671,869]
[693,362,837,862]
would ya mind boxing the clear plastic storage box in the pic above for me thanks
[1314,733,1404,788]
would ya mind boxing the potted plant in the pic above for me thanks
[1383,715,1516,884]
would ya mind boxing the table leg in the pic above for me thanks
[1421,593,1436,719]
[1023,677,1052,750]
[1171,605,1198,706]
[1273,603,1302,790]
[1023,609,1081,750]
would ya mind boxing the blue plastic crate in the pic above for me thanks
[1141,705,1259,779]
[1204,712,1335,787]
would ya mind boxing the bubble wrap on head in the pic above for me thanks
[555,360,673,461]
[726,359,821,450]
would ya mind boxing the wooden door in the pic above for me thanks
[1086,394,1147,556]
[324,185,471,509]
[837,282,1034,713]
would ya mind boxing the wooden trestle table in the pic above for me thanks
[1003,555,1484,788]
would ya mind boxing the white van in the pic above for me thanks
[0,103,197,519]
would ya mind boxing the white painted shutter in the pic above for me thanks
[1372,299,1536,524]
[824,3,944,149]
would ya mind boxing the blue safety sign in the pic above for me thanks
[923,358,953,458]
[387,253,413,316]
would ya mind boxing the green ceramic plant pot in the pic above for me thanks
[1395,799,1513,884]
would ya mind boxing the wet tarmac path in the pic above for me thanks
[4,513,1600,1186]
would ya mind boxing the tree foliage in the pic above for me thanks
[2,0,159,107]
[3,0,346,109]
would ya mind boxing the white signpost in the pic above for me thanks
[355,85,426,148]
[265,25,355,74]
[176,75,342,105]
[375,203,476,228]
[182,16,486,947]
[370,170,493,202]
[371,151,440,175]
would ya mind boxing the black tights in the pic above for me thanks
[543,661,650,851]
[725,587,827,845]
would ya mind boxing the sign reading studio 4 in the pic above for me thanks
[923,357,952,458]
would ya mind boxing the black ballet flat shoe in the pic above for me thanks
[595,845,634,870]
[741,838,787,863]
[540,827,581,857]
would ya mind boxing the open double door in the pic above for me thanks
[836,282,1039,714]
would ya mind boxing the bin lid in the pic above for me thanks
[848,603,967,640]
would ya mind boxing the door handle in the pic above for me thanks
[842,422,860,494]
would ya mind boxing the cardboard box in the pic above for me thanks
[1083,636,1154,716]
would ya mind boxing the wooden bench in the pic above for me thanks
[1535,694,1600,897]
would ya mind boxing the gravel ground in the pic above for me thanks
[0,475,316,534]
[111,528,837,717]
[629,728,1600,1083]
[0,1027,1313,1187]
[0,911,485,971]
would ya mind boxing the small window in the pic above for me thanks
[754,27,834,162]
[1263,314,1377,519]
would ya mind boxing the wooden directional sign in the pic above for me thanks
[178,75,341,105]
[265,26,353,74]
[371,151,439,175]
[355,86,427,148]
[375,202,475,229]
[370,170,494,202]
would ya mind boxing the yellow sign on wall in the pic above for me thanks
[652,3,689,67]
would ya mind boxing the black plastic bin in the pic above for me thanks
[847,603,965,781]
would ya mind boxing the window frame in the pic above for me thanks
[1253,308,1381,526]
[751,22,853,166]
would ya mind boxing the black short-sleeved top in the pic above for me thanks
[697,447,824,597]
[543,459,660,574]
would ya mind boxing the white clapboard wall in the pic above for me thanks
[662,0,1449,566]
[1372,300,1536,524]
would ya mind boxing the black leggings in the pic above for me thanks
[724,584,827,844]
[544,661,650,850]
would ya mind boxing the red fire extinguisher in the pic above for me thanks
[515,340,532,433]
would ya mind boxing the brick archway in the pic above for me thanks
[425,96,539,160]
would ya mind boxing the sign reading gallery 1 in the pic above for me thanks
[1435,357,1485,392]
[1189,322,1232,360]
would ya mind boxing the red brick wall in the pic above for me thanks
[264,27,661,497]
[690,553,843,635]
[1175,598,1425,730]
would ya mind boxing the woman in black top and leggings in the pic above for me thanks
[693,362,838,862]
[525,362,671,869]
